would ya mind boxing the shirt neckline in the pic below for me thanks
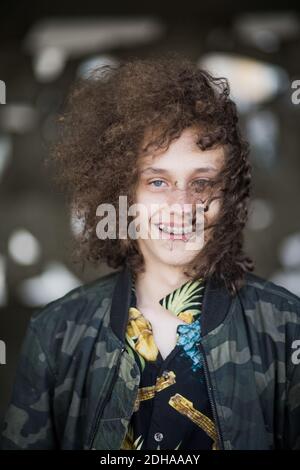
[130,276,205,323]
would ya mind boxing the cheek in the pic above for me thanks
[135,188,168,219]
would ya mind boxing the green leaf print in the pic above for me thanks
[160,279,205,317]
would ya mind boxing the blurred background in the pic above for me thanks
[0,0,300,421]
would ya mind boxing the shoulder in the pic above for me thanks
[27,269,121,359]
[32,269,120,324]
[238,271,300,328]
[242,271,300,306]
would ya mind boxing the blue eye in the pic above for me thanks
[149,180,166,188]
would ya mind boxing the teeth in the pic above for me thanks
[158,224,193,235]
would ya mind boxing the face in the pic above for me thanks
[133,127,225,270]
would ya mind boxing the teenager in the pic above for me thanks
[1,56,300,450]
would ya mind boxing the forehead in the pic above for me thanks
[138,127,225,174]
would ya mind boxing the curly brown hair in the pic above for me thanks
[48,54,254,296]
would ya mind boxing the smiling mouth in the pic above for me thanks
[154,223,195,241]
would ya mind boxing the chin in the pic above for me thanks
[137,236,203,267]
[153,243,200,266]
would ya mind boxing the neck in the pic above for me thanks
[134,258,191,309]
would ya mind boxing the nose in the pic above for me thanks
[166,184,194,223]
[168,182,192,205]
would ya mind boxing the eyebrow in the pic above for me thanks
[140,166,217,175]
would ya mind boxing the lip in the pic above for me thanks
[152,223,195,241]
[155,221,194,228]
[154,223,194,231]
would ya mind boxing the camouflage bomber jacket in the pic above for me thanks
[1,265,300,450]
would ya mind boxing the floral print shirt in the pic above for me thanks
[120,277,219,450]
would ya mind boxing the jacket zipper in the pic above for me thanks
[199,341,225,450]
[88,345,126,449]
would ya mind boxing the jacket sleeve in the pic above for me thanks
[285,305,300,450]
[0,319,58,449]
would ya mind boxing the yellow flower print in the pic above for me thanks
[127,307,159,361]
[177,311,194,324]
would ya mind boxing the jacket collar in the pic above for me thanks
[110,264,233,344]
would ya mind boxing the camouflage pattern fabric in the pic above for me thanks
[1,266,300,449]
